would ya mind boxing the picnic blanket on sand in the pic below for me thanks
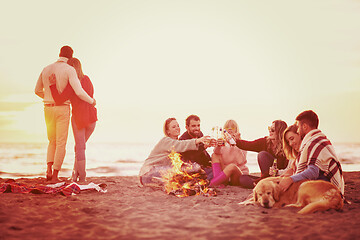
[0,179,107,196]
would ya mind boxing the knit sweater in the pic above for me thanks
[139,137,198,177]
[213,145,249,175]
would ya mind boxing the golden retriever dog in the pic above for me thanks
[287,180,344,214]
[240,177,344,214]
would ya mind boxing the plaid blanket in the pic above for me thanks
[295,129,345,194]
[0,179,106,196]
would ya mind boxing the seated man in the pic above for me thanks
[279,110,345,195]
[179,115,213,180]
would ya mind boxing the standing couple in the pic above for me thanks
[35,46,97,183]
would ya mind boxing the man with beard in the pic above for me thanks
[179,115,213,180]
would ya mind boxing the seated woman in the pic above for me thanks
[270,124,302,177]
[235,120,288,179]
[210,120,254,188]
[139,118,209,186]
[281,124,302,176]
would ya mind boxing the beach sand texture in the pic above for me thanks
[1,172,359,240]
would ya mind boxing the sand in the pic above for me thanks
[1,171,359,240]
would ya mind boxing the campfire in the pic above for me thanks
[161,150,216,198]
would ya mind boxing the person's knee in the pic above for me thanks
[48,140,56,147]
[55,139,67,149]
[258,151,268,158]
[225,163,237,173]
[75,151,86,161]
[257,151,272,163]
[239,175,254,189]
[75,145,86,153]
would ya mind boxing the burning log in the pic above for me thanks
[162,150,217,198]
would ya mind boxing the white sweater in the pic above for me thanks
[139,137,198,177]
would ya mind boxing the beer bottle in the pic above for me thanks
[218,128,225,146]
[272,159,278,177]
[223,129,236,146]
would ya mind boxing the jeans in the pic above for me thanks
[71,118,96,181]
[204,166,214,181]
[140,166,172,186]
[239,175,255,189]
[257,151,275,177]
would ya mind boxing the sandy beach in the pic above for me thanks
[1,171,359,240]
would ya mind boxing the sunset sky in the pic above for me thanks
[1,0,360,144]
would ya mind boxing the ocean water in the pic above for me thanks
[0,142,359,179]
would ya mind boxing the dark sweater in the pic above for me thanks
[179,131,212,168]
[236,137,288,169]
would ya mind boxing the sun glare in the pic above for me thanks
[0,94,46,142]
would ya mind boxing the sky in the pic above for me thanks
[0,0,360,144]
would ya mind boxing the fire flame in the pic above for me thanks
[161,150,216,198]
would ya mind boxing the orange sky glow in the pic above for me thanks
[0,0,360,144]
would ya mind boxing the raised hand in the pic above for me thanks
[196,136,210,145]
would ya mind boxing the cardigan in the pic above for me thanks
[139,137,198,177]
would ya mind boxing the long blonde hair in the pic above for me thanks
[282,124,299,160]
[67,58,85,80]
[267,120,287,156]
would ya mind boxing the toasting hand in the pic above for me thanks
[196,136,211,146]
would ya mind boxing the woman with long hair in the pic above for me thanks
[49,58,97,183]
[235,120,288,179]
[139,118,209,186]
[278,124,302,176]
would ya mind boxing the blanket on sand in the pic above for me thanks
[0,179,107,196]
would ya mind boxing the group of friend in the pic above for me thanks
[34,46,344,197]
[139,111,345,196]
[35,46,97,183]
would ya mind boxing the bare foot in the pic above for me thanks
[50,177,61,183]
[46,163,53,181]
[76,179,88,185]
[46,170,52,181]
[50,169,61,183]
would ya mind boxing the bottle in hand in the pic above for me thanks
[271,159,278,177]
[223,129,236,146]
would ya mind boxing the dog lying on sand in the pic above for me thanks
[239,177,345,214]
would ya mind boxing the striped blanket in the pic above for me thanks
[0,179,107,196]
[295,129,344,194]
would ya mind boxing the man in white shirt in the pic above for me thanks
[35,46,95,182]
